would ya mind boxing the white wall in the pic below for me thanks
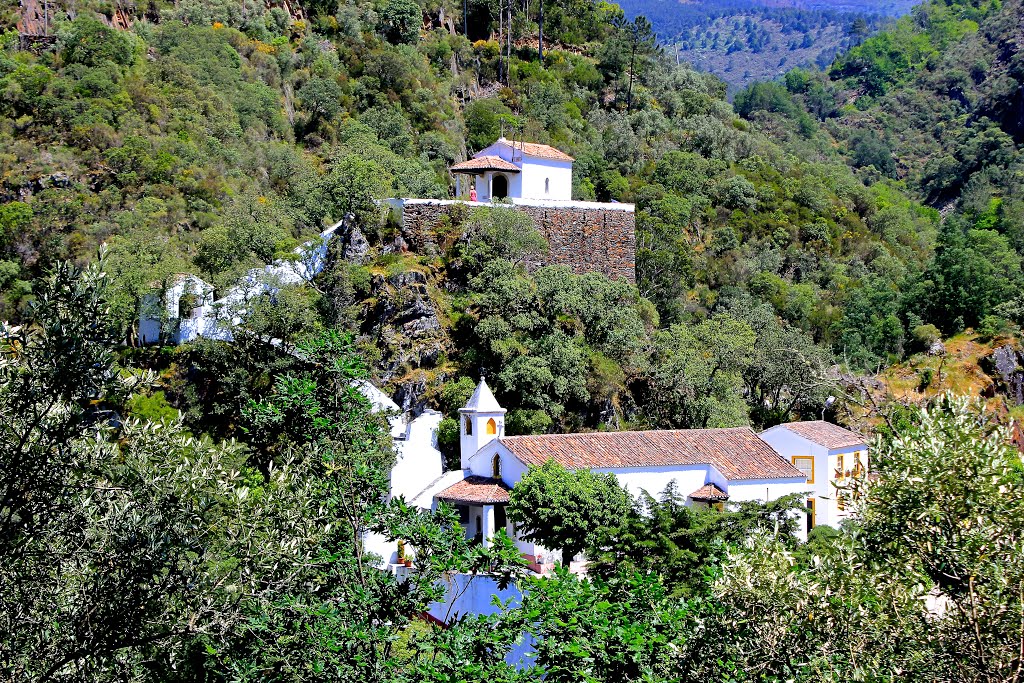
[138,293,162,345]
[459,409,506,468]
[824,445,869,528]
[391,410,445,502]
[474,172,521,202]
[519,157,573,201]
[467,442,528,484]
[759,427,860,529]
[428,572,522,620]
[592,464,714,502]
[726,477,811,542]
[426,573,535,665]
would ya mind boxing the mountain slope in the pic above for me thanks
[617,0,909,91]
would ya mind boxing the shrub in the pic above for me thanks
[911,323,941,350]
[436,417,460,470]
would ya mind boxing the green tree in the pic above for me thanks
[507,459,631,565]
[380,0,422,45]
[500,568,691,682]
[856,394,1024,681]
[463,98,516,152]
[642,314,755,429]
[298,76,343,127]
[0,202,32,246]
[615,16,657,113]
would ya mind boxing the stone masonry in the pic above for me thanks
[389,199,636,283]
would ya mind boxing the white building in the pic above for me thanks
[418,378,810,573]
[449,138,574,202]
[758,421,869,532]
[357,381,447,566]
[138,219,345,346]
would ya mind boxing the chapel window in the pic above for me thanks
[465,416,472,436]
[486,418,497,435]
[492,454,501,479]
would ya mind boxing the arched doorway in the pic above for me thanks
[492,174,509,199]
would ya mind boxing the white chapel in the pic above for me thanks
[449,137,574,202]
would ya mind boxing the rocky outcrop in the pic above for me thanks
[985,343,1024,406]
[361,268,449,408]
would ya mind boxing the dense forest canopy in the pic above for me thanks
[615,0,911,92]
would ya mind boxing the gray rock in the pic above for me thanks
[342,226,370,263]
[927,340,946,356]
[49,172,71,188]
[393,377,429,413]
[403,315,441,337]
[991,344,1024,405]
[388,270,428,288]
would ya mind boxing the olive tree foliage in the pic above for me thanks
[724,296,836,427]
[452,206,550,275]
[854,394,1024,682]
[640,313,755,429]
[507,460,632,566]
[0,260,258,679]
[587,484,808,596]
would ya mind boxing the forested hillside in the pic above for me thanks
[616,0,902,92]
[732,0,1024,415]
[2,0,1001,440]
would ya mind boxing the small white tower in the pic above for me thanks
[459,377,507,468]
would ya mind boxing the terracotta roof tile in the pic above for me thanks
[500,427,804,481]
[450,156,521,173]
[689,483,729,501]
[513,141,574,162]
[779,421,865,449]
[436,476,511,505]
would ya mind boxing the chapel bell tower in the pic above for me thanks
[459,377,506,469]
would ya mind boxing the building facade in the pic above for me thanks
[418,379,811,572]
[449,138,574,202]
[758,421,869,532]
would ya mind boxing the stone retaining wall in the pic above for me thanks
[392,199,636,283]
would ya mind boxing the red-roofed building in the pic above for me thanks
[418,379,812,571]
[450,137,575,202]
[759,421,870,532]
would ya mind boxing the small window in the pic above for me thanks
[545,177,550,194]
[492,454,501,479]
[836,454,845,479]
[792,456,815,484]
[486,418,497,435]
[464,416,472,436]
[853,452,865,477]
[806,498,816,532]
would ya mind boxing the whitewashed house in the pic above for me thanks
[416,378,810,573]
[449,138,574,202]
[356,381,447,566]
[758,421,869,532]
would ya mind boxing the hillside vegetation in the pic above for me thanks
[4,0,1024,679]
[616,0,902,92]
[2,0,1023,435]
